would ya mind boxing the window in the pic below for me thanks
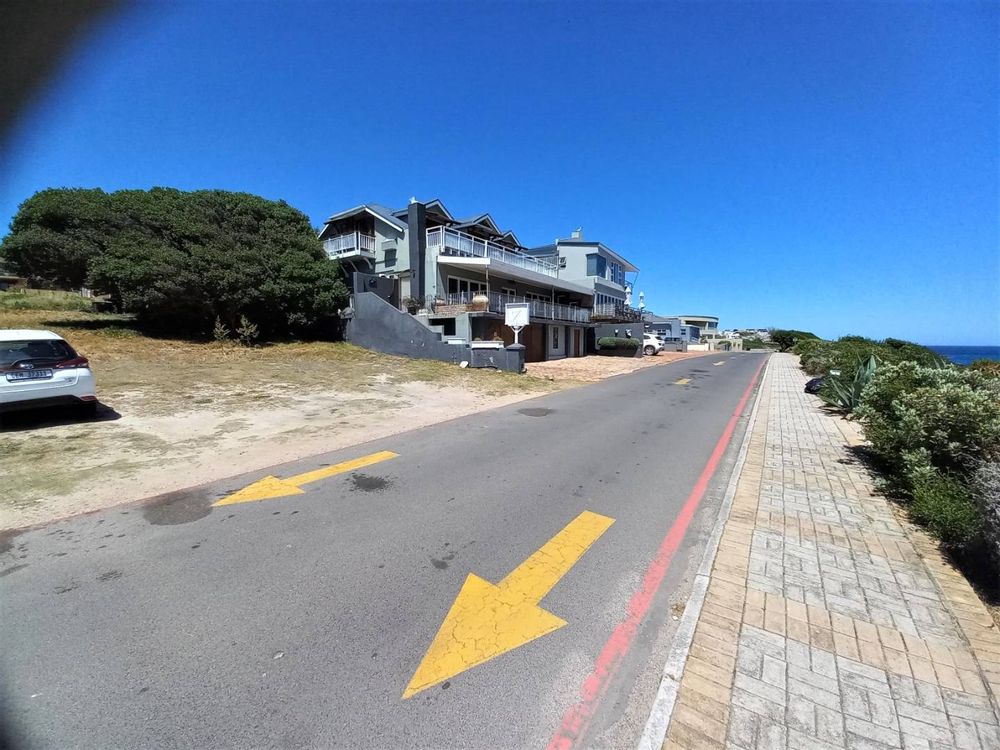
[586,254,607,278]
[447,276,487,297]
[502,287,517,299]
[552,326,559,349]
[0,338,75,365]
[608,261,623,284]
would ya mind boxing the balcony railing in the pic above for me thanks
[443,291,590,324]
[323,231,376,258]
[427,227,558,278]
[591,303,643,322]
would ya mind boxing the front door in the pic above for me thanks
[573,329,581,358]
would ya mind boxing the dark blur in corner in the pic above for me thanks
[0,0,121,156]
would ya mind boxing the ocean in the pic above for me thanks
[929,346,1000,366]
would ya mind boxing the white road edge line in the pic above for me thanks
[635,355,770,750]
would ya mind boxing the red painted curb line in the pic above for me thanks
[547,359,766,750]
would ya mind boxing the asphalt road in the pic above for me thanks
[1,351,767,749]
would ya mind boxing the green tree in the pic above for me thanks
[1,187,349,339]
[770,329,818,352]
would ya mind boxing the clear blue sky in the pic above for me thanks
[2,1,997,345]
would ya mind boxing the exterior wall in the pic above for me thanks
[647,318,701,343]
[590,322,643,358]
[373,219,407,275]
[346,292,524,372]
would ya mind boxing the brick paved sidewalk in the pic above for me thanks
[660,354,1000,750]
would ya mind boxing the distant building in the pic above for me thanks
[644,315,701,349]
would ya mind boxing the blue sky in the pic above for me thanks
[1,1,997,344]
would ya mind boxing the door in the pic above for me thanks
[573,329,581,358]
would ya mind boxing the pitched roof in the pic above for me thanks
[321,203,406,232]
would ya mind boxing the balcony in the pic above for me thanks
[427,227,557,278]
[324,231,376,261]
[440,291,590,324]
[591,303,642,323]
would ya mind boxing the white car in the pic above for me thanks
[643,333,664,356]
[0,330,98,417]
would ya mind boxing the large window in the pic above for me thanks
[447,276,487,296]
[587,254,625,285]
[586,254,607,278]
[552,326,560,349]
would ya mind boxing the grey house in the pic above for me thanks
[318,198,600,361]
[644,314,701,349]
[523,229,640,321]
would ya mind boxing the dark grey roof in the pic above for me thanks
[322,203,406,232]
[523,243,557,257]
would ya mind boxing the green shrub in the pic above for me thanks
[1,187,349,340]
[969,359,1000,378]
[771,329,819,352]
[971,462,1000,569]
[212,316,231,342]
[597,337,640,350]
[236,315,259,347]
[820,355,877,414]
[909,472,982,549]
[855,362,1000,487]
[798,336,943,377]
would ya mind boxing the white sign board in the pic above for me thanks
[504,302,530,328]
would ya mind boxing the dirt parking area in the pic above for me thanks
[1,309,572,530]
[525,351,712,382]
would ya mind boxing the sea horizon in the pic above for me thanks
[927,345,1000,366]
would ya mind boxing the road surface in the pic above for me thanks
[2,351,767,749]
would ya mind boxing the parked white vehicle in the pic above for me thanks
[643,333,664,356]
[0,330,98,417]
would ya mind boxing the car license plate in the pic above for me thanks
[5,369,54,381]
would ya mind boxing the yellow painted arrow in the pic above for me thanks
[403,510,615,698]
[212,450,398,506]
[713,361,726,366]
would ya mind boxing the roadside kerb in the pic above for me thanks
[636,356,770,750]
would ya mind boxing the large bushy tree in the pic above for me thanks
[0,187,348,339]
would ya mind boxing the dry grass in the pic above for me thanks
[0,308,571,526]
[0,309,558,412]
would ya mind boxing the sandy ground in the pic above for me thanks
[1,377,550,531]
[525,351,712,381]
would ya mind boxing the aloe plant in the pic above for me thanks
[821,355,877,414]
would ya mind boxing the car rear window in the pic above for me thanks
[0,339,76,366]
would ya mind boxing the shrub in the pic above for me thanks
[855,362,1000,488]
[597,337,640,350]
[972,462,1000,569]
[969,359,1000,378]
[236,316,259,347]
[909,471,982,549]
[820,355,877,414]
[212,317,231,343]
[797,336,944,377]
[1,188,349,340]
[771,329,819,352]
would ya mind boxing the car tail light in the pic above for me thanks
[55,357,90,369]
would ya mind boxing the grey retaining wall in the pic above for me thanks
[344,292,524,373]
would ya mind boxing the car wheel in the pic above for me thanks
[644,345,655,355]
